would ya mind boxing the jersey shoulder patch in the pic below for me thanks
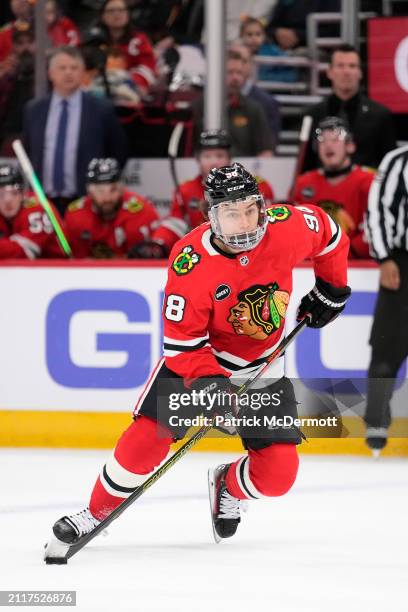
[67,198,85,212]
[124,197,144,213]
[23,196,39,209]
[171,244,201,276]
[266,204,292,223]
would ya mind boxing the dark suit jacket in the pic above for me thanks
[302,92,397,172]
[23,91,127,196]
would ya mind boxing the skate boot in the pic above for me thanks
[44,508,100,564]
[208,464,242,543]
[366,427,388,458]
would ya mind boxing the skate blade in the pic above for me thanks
[44,534,70,564]
[207,468,221,544]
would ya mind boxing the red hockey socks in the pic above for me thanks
[89,416,173,520]
[225,443,299,500]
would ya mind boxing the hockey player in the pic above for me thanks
[292,116,374,258]
[45,163,350,556]
[0,163,64,259]
[64,158,159,258]
[136,129,275,258]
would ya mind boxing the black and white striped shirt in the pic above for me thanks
[365,145,408,261]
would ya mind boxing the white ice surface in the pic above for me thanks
[0,449,407,612]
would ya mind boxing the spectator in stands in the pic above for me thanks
[303,44,397,171]
[240,16,298,83]
[87,47,142,105]
[45,0,80,47]
[226,0,276,42]
[229,41,281,150]
[0,23,35,155]
[292,117,374,258]
[88,0,157,96]
[0,163,64,259]
[364,144,408,454]
[64,158,159,258]
[266,0,340,50]
[192,51,274,157]
[0,0,34,62]
[23,46,127,217]
[135,129,275,259]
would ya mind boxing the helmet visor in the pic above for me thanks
[209,194,267,251]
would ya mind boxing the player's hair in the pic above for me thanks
[48,45,84,66]
[330,44,360,64]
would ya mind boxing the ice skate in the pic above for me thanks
[44,508,100,564]
[208,464,242,543]
[366,427,388,458]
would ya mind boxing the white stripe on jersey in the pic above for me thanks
[163,334,209,347]
[161,217,189,238]
[10,234,41,258]
[315,216,342,257]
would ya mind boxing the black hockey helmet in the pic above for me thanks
[204,162,259,207]
[197,129,231,153]
[86,158,121,184]
[314,116,352,143]
[204,162,267,251]
[0,163,24,188]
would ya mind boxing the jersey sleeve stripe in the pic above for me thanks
[9,234,41,258]
[315,217,342,257]
[161,218,189,237]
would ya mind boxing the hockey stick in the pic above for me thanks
[54,318,307,563]
[288,115,312,201]
[12,139,72,257]
[168,122,186,210]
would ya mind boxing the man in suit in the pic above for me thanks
[23,46,127,215]
[302,44,396,172]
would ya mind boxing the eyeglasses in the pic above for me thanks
[103,7,128,14]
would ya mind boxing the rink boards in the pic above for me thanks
[0,260,407,455]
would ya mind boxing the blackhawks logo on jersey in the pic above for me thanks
[266,205,291,223]
[172,245,201,276]
[228,282,289,340]
[126,198,144,213]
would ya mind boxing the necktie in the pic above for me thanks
[53,99,68,195]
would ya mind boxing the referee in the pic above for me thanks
[365,144,408,453]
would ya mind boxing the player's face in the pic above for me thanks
[242,23,265,54]
[11,0,33,20]
[317,130,353,170]
[217,198,259,238]
[0,186,23,219]
[88,183,123,217]
[199,149,230,179]
[327,51,362,95]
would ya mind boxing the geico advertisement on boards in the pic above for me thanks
[1,264,404,414]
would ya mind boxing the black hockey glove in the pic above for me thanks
[190,375,238,435]
[296,277,351,328]
[127,241,169,259]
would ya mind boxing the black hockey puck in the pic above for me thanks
[45,557,68,565]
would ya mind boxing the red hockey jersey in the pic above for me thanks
[0,195,64,259]
[153,174,276,253]
[292,165,374,258]
[113,31,156,91]
[64,190,159,258]
[162,204,349,383]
